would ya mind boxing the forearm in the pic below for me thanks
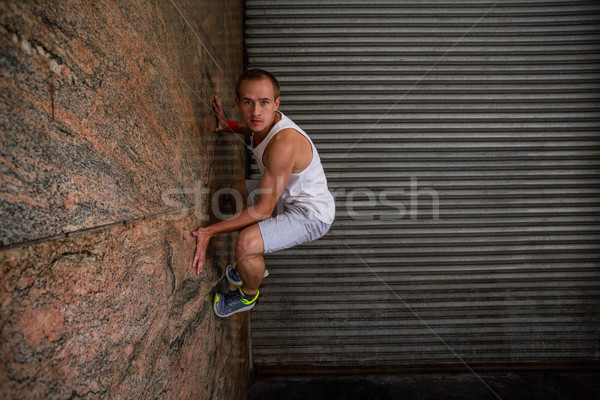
[206,206,270,237]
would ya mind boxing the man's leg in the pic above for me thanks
[223,179,271,288]
[234,224,266,296]
[230,178,268,286]
[213,222,265,318]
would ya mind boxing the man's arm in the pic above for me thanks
[191,135,294,274]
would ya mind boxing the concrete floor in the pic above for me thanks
[248,371,599,400]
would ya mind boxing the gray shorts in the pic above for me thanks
[245,179,332,254]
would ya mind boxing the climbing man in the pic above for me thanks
[191,68,335,318]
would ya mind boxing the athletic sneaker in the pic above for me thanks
[213,288,259,318]
[225,264,270,286]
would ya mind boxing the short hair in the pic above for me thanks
[235,68,280,100]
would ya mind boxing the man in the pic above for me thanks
[191,68,335,318]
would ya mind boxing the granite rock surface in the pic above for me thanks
[1,0,247,398]
[0,0,245,247]
[0,212,249,399]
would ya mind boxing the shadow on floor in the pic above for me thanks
[248,371,599,400]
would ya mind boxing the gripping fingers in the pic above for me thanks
[212,96,219,116]
[193,239,204,275]
[191,230,202,275]
[212,95,228,133]
[193,251,204,275]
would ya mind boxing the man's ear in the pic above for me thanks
[235,97,240,109]
[274,97,280,110]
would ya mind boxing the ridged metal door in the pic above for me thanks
[245,0,600,372]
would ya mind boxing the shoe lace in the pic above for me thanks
[224,289,243,311]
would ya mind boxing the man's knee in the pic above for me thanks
[235,226,264,260]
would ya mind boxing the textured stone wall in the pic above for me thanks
[1,1,248,399]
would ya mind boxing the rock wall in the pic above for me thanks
[0,1,248,398]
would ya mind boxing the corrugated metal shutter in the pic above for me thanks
[245,0,600,371]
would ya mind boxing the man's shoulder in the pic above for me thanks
[265,129,296,155]
[271,127,304,144]
[262,128,300,165]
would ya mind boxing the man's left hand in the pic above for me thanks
[191,228,212,275]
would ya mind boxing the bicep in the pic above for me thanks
[255,141,294,212]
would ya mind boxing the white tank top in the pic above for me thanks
[251,112,335,224]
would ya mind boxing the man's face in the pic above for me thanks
[236,78,280,134]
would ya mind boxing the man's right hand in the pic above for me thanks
[212,95,229,133]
